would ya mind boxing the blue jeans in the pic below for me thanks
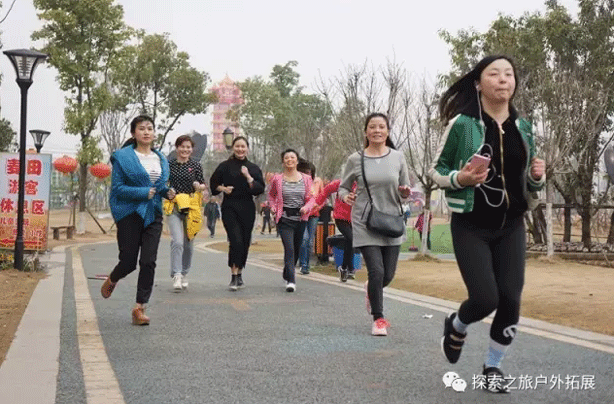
[167,211,194,277]
[299,216,319,271]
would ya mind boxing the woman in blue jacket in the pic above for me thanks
[430,55,545,392]
[101,115,175,325]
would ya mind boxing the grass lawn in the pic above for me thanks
[402,224,453,254]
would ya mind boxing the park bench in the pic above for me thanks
[51,225,75,240]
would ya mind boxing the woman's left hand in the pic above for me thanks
[167,188,176,200]
[531,157,545,180]
[398,185,411,198]
[300,206,309,215]
[193,181,206,192]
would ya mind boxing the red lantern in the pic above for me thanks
[89,162,111,179]
[53,156,78,174]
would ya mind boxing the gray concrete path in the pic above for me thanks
[1,236,613,404]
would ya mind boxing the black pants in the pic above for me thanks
[278,218,307,284]
[360,245,400,320]
[451,213,525,346]
[335,219,354,271]
[110,213,163,304]
[261,216,271,233]
[221,200,256,269]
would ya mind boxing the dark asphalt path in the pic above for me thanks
[53,241,614,404]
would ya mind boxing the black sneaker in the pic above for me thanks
[229,275,238,291]
[338,266,348,282]
[347,271,356,280]
[482,365,510,394]
[441,313,466,364]
[236,274,244,288]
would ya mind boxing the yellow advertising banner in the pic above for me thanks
[0,153,52,251]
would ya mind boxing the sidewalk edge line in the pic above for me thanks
[72,246,126,404]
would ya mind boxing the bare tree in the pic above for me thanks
[530,69,614,252]
[99,107,133,157]
[315,59,409,178]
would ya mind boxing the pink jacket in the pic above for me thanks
[268,173,317,223]
[315,179,355,222]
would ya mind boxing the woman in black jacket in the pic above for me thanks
[210,136,265,291]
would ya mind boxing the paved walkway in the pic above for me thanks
[1,235,613,404]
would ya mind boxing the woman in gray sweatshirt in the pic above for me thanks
[339,113,412,337]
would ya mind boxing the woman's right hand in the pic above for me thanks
[219,185,234,195]
[343,192,356,206]
[148,187,156,199]
[457,162,489,187]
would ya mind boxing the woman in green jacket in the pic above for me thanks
[430,55,545,393]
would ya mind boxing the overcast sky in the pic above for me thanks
[0,0,578,157]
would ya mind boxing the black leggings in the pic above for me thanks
[451,214,525,346]
[360,245,400,321]
[278,218,307,284]
[110,213,163,304]
[335,219,354,271]
[221,200,256,269]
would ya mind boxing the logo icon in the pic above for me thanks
[503,325,518,339]
[443,371,466,393]
[452,378,467,392]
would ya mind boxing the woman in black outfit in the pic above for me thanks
[210,136,265,291]
[431,55,545,392]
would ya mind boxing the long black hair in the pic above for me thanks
[439,55,518,124]
[364,112,396,149]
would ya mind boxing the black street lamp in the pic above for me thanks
[4,48,48,270]
[29,129,51,153]
[223,127,234,150]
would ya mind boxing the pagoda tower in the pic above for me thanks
[210,76,243,151]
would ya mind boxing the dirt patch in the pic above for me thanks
[210,239,614,336]
[0,269,46,366]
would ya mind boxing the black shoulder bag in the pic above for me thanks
[361,152,406,238]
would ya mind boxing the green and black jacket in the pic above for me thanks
[429,113,545,214]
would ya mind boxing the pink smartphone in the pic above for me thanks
[468,154,491,171]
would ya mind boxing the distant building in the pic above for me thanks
[210,76,243,152]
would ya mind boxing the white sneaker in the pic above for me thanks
[286,282,296,292]
[181,277,188,289]
[371,318,390,336]
[173,274,183,291]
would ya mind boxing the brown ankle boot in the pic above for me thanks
[100,277,116,299]
[132,305,150,326]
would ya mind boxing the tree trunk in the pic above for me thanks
[530,209,543,244]
[77,163,89,234]
[536,207,547,244]
[546,181,554,257]
[563,202,572,242]
[421,190,433,254]
[607,210,614,245]
[581,206,591,250]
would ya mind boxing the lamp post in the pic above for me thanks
[223,127,234,150]
[4,48,48,270]
[29,129,51,153]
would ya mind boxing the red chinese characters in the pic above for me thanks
[0,198,14,213]
[27,159,42,176]
[25,180,38,195]
[8,180,18,194]
[31,200,45,215]
[6,159,19,175]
